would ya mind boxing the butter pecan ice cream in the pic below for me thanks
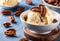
[26,4,55,25]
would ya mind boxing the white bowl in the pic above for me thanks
[20,10,60,34]
[42,0,60,13]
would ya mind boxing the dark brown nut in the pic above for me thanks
[26,0,32,5]
[40,17,44,22]
[2,10,11,15]
[24,15,27,21]
[4,29,16,36]
[39,4,47,17]
[54,2,58,6]
[3,22,10,27]
[14,11,22,16]
[17,7,25,12]
[20,38,29,41]
[53,19,57,23]
[58,3,60,6]
[44,0,60,6]
[9,16,15,23]
[30,4,47,17]
[30,7,40,12]
[45,0,57,3]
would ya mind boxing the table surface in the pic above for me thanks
[0,0,60,41]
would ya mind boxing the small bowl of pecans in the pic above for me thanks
[42,0,60,13]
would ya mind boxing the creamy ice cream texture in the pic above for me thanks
[26,5,54,25]
[0,0,18,7]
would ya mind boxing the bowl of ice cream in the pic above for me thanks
[42,0,60,13]
[20,4,60,34]
[0,0,21,9]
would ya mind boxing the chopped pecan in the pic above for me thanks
[3,22,10,27]
[39,4,47,17]
[20,38,29,41]
[17,7,25,12]
[24,15,27,21]
[30,7,40,12]
[26,0,32,5]
[53,19,57,23]
[4,29,16,36]
[40,17,44,22]
[14,11,22,16]
[58,3,60,6]
[44,0,60,6]
[54,2,58,6]
[45,0,57,3]
[2,10,11,15]
[9,16,15,23]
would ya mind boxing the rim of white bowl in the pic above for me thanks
[42,0,60,8]
[20,10,60,26]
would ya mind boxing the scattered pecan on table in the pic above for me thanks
[4,29,16,36]
[20,38,29,41]
[2,10,11,15]
[9,16,15,23]
[14,11,22,16]
[17,7,25,12]
[30,7,41,12]
[14,7,25,16]
[26,0,32,5]
[3,22,10,27]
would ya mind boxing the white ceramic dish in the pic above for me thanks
[42,0,60,13]
[20,10,60,34]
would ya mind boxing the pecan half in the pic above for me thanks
[53,19,57,23]
[14,11,22,16]
[4,29,16,36]
[2,10,11,15]
[17,7,25,12]
[20,38,29,41]
[9,16,15,23]
[30,7,40,12]
[39,4,47,17]
[45,0,57,3]
[3,22,10,27]
[58,3,60,6]
[26,0,32,5]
